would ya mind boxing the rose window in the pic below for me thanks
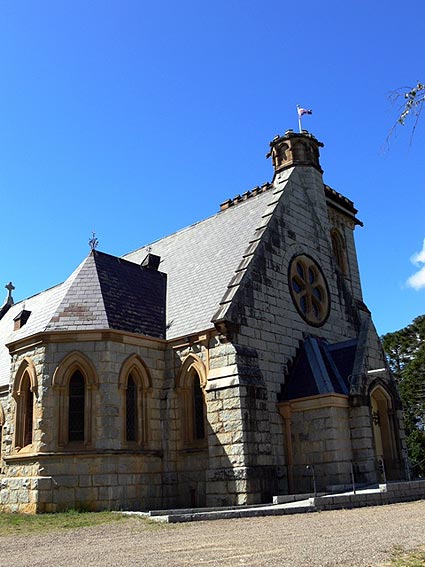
[289,254,330,326]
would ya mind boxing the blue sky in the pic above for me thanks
[0,0,423,336]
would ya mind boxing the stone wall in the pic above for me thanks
[205,339,276,506]
[348,404,377,484]
[214,165,404,495]
[0,333,167,512]
[218,167,363,490]
[291,406,352,492]
[0,396,5,472]
[2,344,47,458]
[279,396,353,493]
[0,452,163,513]
[161,340,210,508]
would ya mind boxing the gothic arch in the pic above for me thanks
[176,354,208,445]
[52,351,98,447]
[12,358,38,451]
[331,228,348,275]
[52,351,99,389]
[176,353,207,389]
[118,354,152,446]
[12,357,38,400]
[369,383,399,479]
[291,140,307,161]
[118,354,152,391]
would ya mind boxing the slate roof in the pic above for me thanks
[280,337,357,401]
[124,186,277,340]
[0,251,166,388]
[0,283,71,388]
[0,172,287,387]
[94,251,166,337]
[46,251,166,336]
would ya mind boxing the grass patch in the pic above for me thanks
[388,545,425,566]
[0,510,127,536]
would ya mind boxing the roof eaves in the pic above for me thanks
[325,185,363,227]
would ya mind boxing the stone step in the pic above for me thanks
[121,480,425,523]
[123,502,316,523]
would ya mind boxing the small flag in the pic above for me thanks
[297,107,313,117]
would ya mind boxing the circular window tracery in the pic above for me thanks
[289,254,330,326]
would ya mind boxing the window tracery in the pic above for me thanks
[289,254,330,327]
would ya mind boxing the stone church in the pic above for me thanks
[0,130,407,513]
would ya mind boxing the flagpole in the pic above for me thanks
[296,105,302,132]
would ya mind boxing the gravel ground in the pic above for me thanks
[1,500,425,567]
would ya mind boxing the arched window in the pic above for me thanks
[12,358,37,452]
[176,355,208,447]
[68,370,85,442]
[331,228,348,275]
[0,403,5,459]
[193,373,206,440]
[126,374,137,442]
[22,374,34,446]
[292,141,307,161]
[52,351,99,448]
[118,355,152,447]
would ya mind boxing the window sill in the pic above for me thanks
[4,448,163,462]
[13,444,34,455]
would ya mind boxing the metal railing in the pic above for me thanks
[289,457,412,495]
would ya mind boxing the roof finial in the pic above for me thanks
[89,231,99,251]
[5,282,15,306]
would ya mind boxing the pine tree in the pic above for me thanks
[382,315,425,476]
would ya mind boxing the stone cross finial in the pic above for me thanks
[89,231,99,251]
[5,281,15,305]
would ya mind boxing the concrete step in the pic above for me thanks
[121,480,425,523]
[123,501,316,523]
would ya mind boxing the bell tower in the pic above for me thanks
[267,130,324,174]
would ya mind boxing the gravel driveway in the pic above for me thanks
[2,500,425,567]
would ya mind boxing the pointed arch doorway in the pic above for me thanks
[370,385,399,480]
